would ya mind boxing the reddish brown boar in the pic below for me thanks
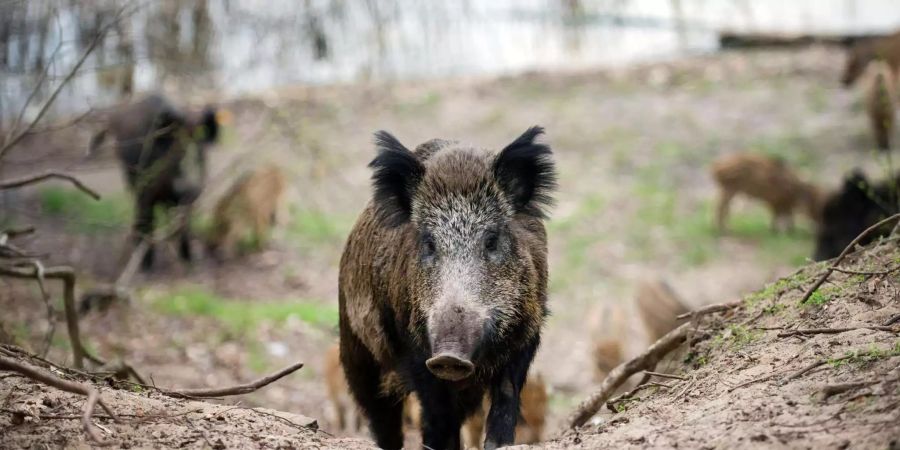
[635,279,689,344]
[842,30,900,87]
[206,164,288,259]
[323,344,362,432]
[461,373,548,449]
[865,61,897,151]
[711,153,824,234]
[339,128,556,450]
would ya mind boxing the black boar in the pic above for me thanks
[338,127,556,450]
[865,60,897,151]
[842,30,900,87]
[814,170,900,261]
[711,153,824,233]
[92,94,219,269]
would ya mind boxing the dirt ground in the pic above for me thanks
[1,45,899,448]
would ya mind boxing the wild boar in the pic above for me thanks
[635,278,689,344]
[323,343,363,432]
[91,93,220,270]
[711,153,824,233]
[592,338,624,382]
[206,164,288,260]
[338,127,556,450]
[813,170,899,261]
[461,373,548,449]
[865,60,897,151]
[841,30,900,87]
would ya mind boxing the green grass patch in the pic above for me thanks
[286,208,353,245]
[39,186,132,231]
[151,287,338,333]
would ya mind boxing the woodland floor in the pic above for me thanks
[1,45,898,448]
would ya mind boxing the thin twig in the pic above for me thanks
[162,361,304,398]
[781,355,853,384]
[883,314,900,327]
[0,171,100,200]
[676,300,743,320]
[799,213,900,304]
[820,380,882,399]
[776,326,898,338]
[0,4,124,163]
[605,382,671,413]
[0,355,118,445]
[831,263,900,276]
[644,371,687,381]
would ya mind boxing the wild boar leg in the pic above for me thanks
[484,342,537,450]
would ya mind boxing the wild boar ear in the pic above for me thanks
[493,126,557,218]
[369,131,426,226]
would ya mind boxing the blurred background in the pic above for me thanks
[1,0,899,444]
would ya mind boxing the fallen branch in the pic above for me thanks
[799,213,900,304]
[676,300,743,320]
[781,355,853,384]
[644,371,687,381]
[820,380,881,399]
[776,326,898,338]
[0,265,86,368]
[883,314,900,327]
[0,171,100,200]
[605,382,671,413]
[566,299,743,430]
[0,355,119,445]
[162,361,304,398]
[565,322,688,429]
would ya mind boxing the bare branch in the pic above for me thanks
[799,213,900,304]
[776,326,898,338]
[163,361,304,398]
[0,171,100,200]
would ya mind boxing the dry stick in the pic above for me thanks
[162,361,304,398]
[0,171,101,200]
[884,314,900,327]
[0,355,119,445]
[799,213,900,304]
[567,300,743,429]
[820,380,882,399]
[831,263,900,276]
[777,326,898,338]
[605,382,671,413]
[0,265,85,368]
[675,300,743,320]
[781,355,853,384]
[644,371,687,381]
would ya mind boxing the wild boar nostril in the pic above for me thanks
[426,353,475,381]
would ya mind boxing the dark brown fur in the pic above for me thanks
[339,128,555,450]
[711,153,824,233]
[865,61,897,151]
[461,373,548,449]
[842,30,900,87]
[92,93,220,270]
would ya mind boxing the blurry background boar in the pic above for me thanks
[338,127,555,450]
[90,93,220,270]
[711,153,824,234]
[814,170,900,261]
[206,164,288,260]
[635,278,689,344]
[864,60,897,151]
[841,30,900,87]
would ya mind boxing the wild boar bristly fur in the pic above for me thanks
[339,127,556,450]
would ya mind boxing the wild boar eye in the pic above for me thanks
[421,232,436,259]
[483,230,500,254]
